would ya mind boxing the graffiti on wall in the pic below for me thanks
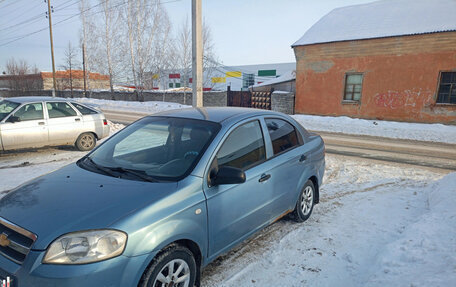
[374,89,433,110]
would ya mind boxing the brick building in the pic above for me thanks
[292,0,456,124]
[0,70,110,91]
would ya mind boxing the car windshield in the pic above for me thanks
[81,116,220,181]
[0,100,20,121]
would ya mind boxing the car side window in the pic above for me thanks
[265,118,299,155]
[216,120,266,170]
[13,103,44,121]
[72,103,98,115]
[47,102,77,118]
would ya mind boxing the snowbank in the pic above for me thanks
[74,98,190,114]
[366,172,456,286]
[292,114,456,144]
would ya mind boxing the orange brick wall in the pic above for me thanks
[293,32,456,123]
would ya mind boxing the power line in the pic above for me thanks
[0,0,79,37]
[0,0,183,47]
[0,0,27,10]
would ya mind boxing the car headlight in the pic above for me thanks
[43,229,127,264]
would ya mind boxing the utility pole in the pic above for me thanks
[192,0,203,107]
[46,0,57,97]
[82,43,87,97]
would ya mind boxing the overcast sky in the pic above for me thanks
[0,0,376,72]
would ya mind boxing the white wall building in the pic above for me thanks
[153,62,296,91]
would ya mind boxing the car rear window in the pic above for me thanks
[72,103,98,115]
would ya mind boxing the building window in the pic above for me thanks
[437,72,456,104]
[344,73,363,101]
[242,73,254,89]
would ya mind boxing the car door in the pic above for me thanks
[1,102,48,150]
[263,118,313,216]
[46,101,83,145]
[204,119,275,257]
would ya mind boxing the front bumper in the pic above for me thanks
[0,249,153,287]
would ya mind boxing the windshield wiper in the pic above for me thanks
[105,166,158,182]
[80,157,158,182]
[81,157,118,177]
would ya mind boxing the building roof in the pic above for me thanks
[292,0,456,47]
[251,70,296,89]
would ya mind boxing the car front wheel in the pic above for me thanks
[75,132,96,151]
[293,180,315,222]
[140,244,197,287]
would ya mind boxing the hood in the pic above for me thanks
[0,163,178,250]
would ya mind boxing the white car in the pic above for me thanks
[0,97,110,151]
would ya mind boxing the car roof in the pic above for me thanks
[4,96,71,104]
[152,107,283,123]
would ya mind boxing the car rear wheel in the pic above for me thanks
[293,180,315,222]
[75,132,96,151]
[139,244,196,287]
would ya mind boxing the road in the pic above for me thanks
[102,109,456,171]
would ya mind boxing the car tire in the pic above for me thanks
[293,180,315,222]
[139,244,197,287]
[75,132,96,151]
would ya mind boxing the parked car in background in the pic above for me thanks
[0,97,109,151]
[0,107,325,286]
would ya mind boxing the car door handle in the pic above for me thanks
[38,121,45,126]
[299,154,307,162]
[75,118,81,122]
[259,174,271,182]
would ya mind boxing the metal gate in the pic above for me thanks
[251,91,272,110]
[227,88,251,107]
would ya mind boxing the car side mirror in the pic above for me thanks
[7,115,20,123]
[212,166,246,186]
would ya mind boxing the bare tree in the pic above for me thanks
[79,0,97,96]
[124,0,171,93]
[5,58,40,92]
[173,17,219,89]
[175,16,192,88]
[59,41,80,97]
[100,0,118,92]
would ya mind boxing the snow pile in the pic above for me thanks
[366,172,456,286]
[107,120,125,135]
[74,98,190,114]
[292,114,456,144]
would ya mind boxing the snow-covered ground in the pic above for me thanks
[73,98,456,144]
[75,97,190,115]
[201,158,455,287]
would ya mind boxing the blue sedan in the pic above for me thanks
[0,107,325,287]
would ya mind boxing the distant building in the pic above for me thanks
[250,70,296,93]
[0,70,110,91]
[292,0,456,123]
[147,62,296,91]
